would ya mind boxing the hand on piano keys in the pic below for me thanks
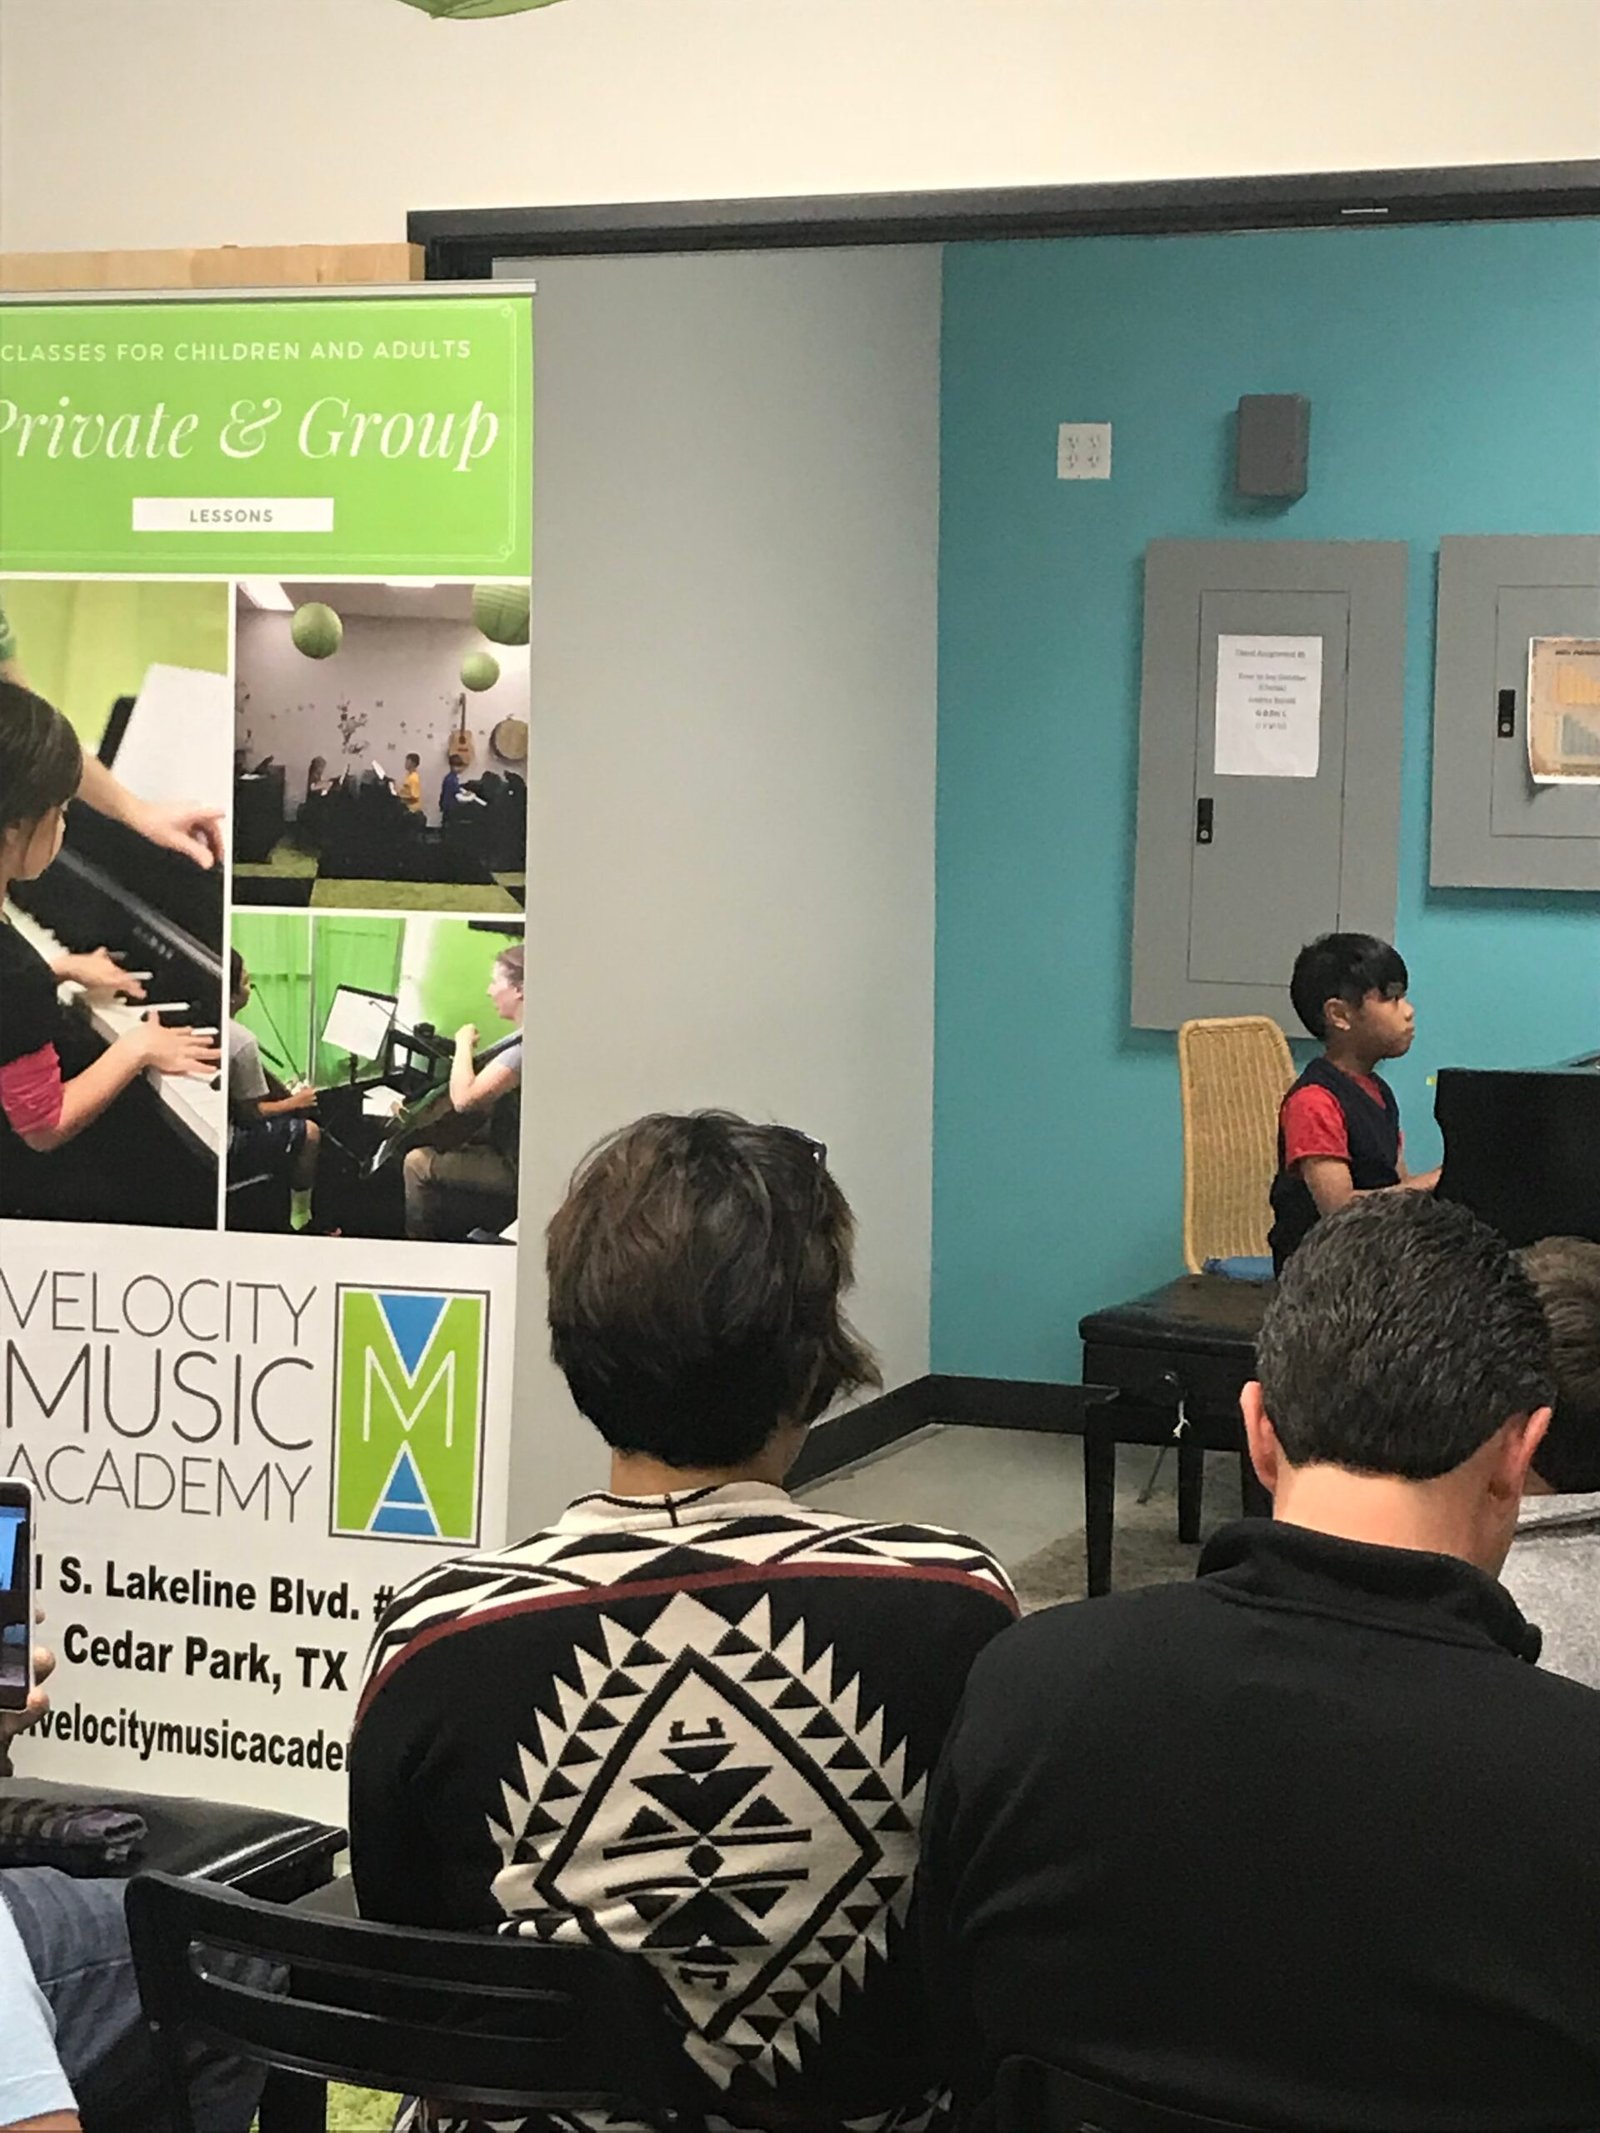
[130,1011,221,1082]
[50,946,149,1001]
[5,901,224,1163]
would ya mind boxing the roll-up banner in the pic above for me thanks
[0,292,534,1815]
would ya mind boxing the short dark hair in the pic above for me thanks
[1289,932,1408,1040]
[0,680,82,838]
[229,948,246,992]
[405,752,420,767]
[1256,1195,1553,1479]
[1520,1238,1600,1493]
[547,1110,880,1467]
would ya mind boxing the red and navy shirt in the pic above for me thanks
[1269,1056,1402,1271]
[351,1482,1019,2133]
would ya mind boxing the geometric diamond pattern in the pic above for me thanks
[361,1483,1018,2133]
[360,1487,1014,1718]
[487,1589,923,2096]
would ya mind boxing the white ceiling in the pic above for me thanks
[243,581,479,622]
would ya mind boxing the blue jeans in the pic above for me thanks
[0,1866,264,2132]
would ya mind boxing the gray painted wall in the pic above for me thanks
[501,247,942,1526]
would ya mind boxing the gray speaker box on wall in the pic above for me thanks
[1236,394,1310,499]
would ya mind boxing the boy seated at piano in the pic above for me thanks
[1268,932,1440,1272]
[0,680,222,1221]
[440,752,472,819]
[226,950,321,1232]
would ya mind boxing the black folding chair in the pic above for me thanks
[126,1871,712,2133]
[984,2059,1272,2133]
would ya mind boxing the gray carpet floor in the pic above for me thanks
[1009,1479,1237,1610]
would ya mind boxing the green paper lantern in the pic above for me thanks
[290,602,343,660]
[472,582,531,646]
[395,0,566,18]
[461,651,501,693]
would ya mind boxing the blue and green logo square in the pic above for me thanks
[331,1287,488,1545]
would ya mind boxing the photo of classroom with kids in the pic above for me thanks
[231,580,529,915]
[226,909,525,1242]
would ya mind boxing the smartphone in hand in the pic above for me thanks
[0,1480,35,1712]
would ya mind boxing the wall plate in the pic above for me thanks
[1058,421,1112,479]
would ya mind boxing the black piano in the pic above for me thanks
[1435,1053,1600,1245]
[6,701,224,1230]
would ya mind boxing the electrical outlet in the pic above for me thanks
[1057,421,1112,480]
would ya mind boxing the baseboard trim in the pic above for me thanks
[923,1375,1101,1433]
[790,1373,1096,1487]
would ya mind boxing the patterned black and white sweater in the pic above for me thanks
[350,1481,1018,2133]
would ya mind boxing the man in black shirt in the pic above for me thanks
[920,1194,1600,2131]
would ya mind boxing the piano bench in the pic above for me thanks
[0,1776,344,1902]
[1079,1274,1274,1599]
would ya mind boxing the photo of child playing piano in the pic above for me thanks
[0,679,223,1228]
[226,910,524,1243]
[0,575,231,1228]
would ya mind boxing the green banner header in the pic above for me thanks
[0,294,532,576]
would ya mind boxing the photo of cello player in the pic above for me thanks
[400,941,524,1242]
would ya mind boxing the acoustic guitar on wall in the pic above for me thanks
[445,690,475,769]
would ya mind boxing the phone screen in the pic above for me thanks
[0,1486,33,1711]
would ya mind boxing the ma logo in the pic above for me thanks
[331,1288,487,1545]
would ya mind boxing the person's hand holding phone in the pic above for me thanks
[0,1482,38,1751]
[0,1625,53,1773]
[1,1631,54,1742]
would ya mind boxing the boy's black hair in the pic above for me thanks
[405,752,420,768]
[1256,1194,1553,1480]
[0,679,82,837]
[229,949,246,993]
[1289,932,1409,1040]
[1520,1237,1600,1493]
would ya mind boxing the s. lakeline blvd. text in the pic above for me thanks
[57,1558,355,1619]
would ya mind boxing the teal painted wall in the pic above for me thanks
[934,220,1600,1380]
